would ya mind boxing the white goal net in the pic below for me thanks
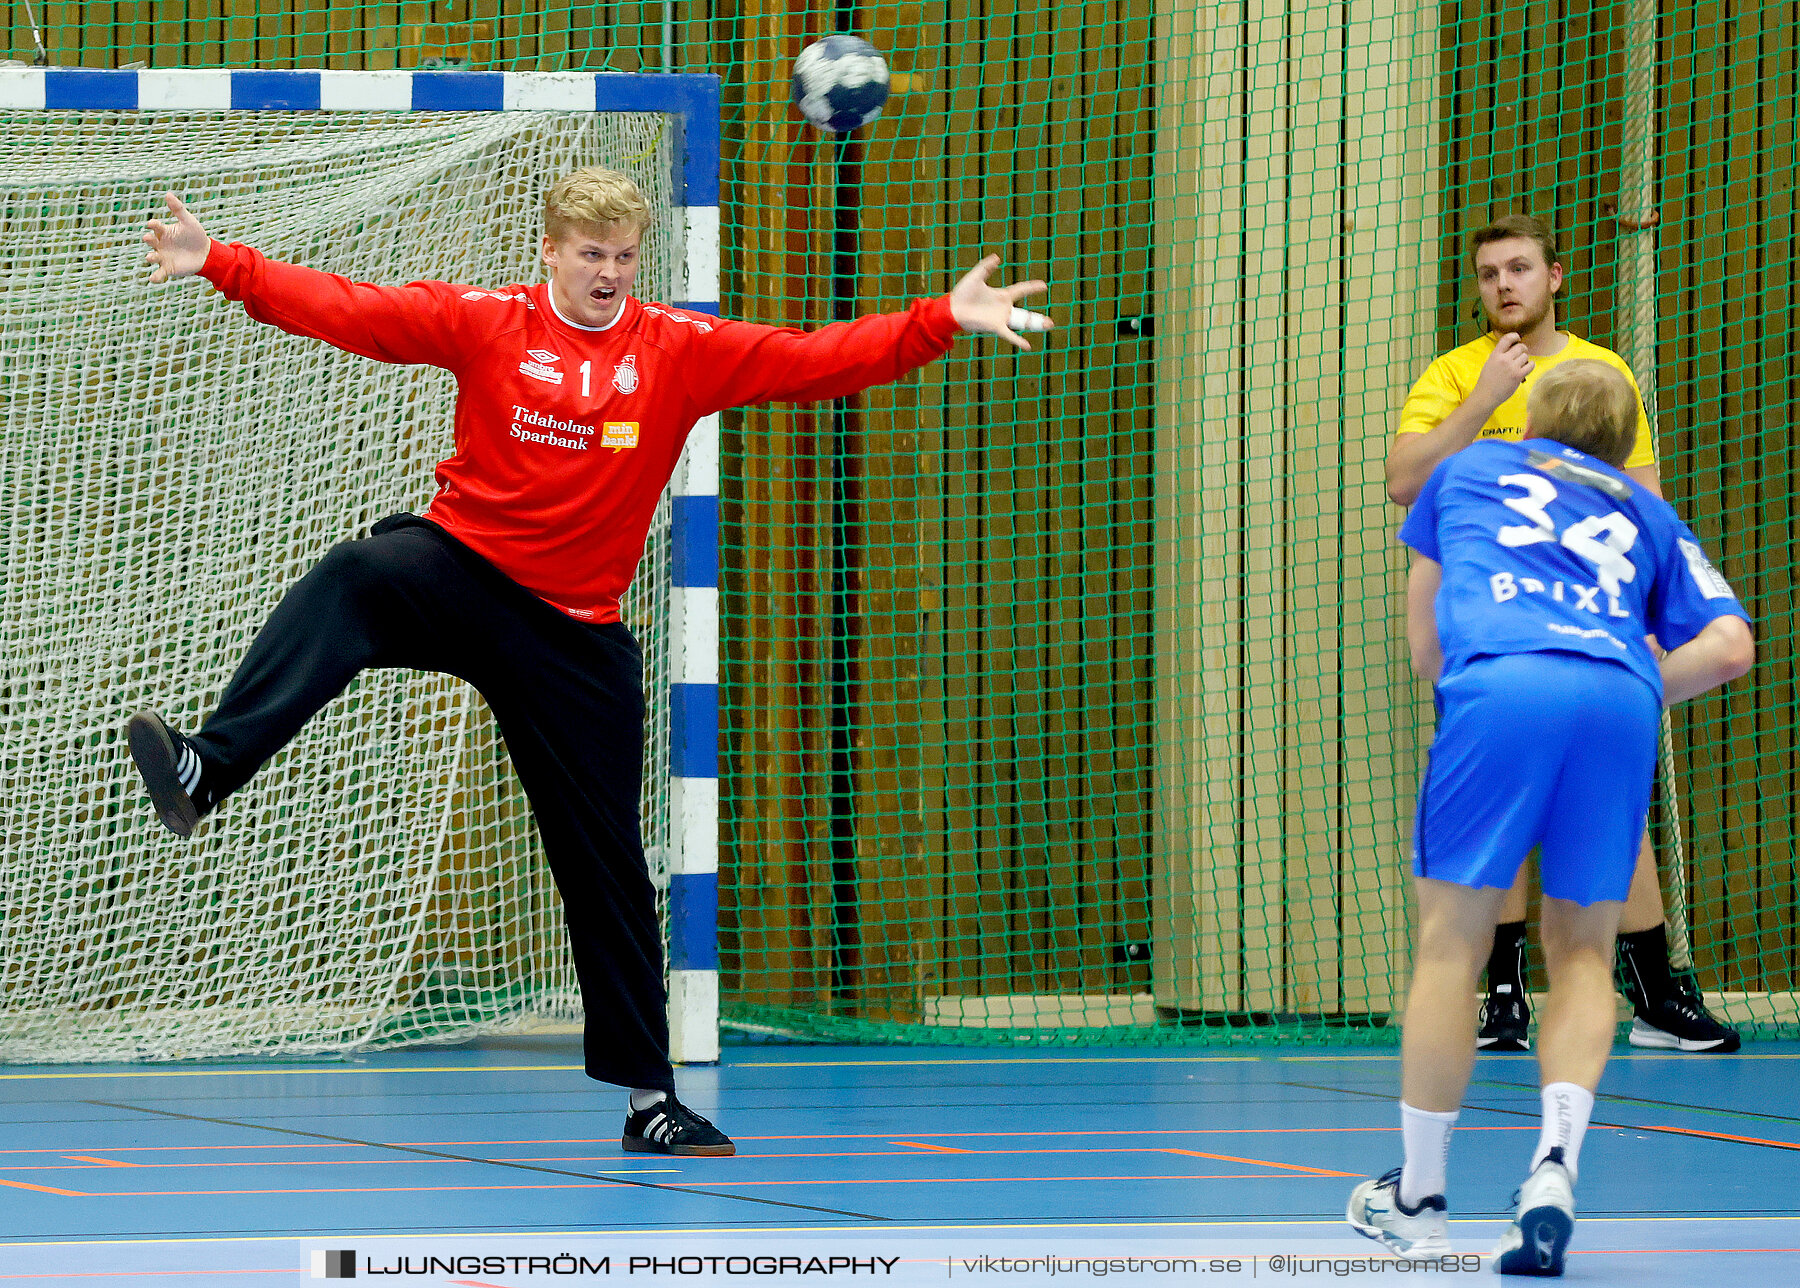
[0,107,680,1062]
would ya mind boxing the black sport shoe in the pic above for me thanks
[1628,975,1741,1052]
[622,1097,735,1157]
[127,711,205,838]
[1478,985,1531,1051]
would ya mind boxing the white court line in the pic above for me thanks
[9,1212,1800,1249]
[9,1048,1795,1081]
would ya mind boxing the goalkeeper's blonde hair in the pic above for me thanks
[1526,359,1640,467]
[544,167,651,241]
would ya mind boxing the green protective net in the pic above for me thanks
[5,2,1795,1049]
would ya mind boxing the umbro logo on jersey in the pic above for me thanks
[526,349,560,365]
[518,357,564,385]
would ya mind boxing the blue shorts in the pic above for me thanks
[1413,651,1661,906]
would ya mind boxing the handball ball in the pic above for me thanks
[791,35,890,133]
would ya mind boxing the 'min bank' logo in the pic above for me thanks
[311,1249,356,1278]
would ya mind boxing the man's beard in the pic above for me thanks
[1483,295,1553,335]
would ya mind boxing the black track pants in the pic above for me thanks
[190,514,674,1093]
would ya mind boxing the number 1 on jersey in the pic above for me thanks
[580,360,592,398]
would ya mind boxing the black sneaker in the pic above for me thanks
[1628,975,1741,1052]
[1478,986,1531,1051]
[127,711,204,838]
[622,1097,735,1157]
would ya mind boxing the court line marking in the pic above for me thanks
[1475,1077,1800,1128]
[1642,1125,1800,1151]
[85,1100,885,1223]
[0,1065,587,1082]
[0,1144,1371,1172]
[1289,1077,1800,1154]
[0,1125,1542,1159]
[0,1172,1349,1200]
[11,1213,1800,1249]
[10,1049,1791,1083]
[0,1179,85,1196]
[0,1057,1258,1083]
[1158,1150,1356,1177]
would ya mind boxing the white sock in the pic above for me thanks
[1399,1101,1459,1206]
[630,1088,669,1113]
[1531,1082,1593,1183]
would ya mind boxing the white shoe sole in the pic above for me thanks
[1346,1191,1451,1259]
[1496,1203,1573,1276]
[1627,1017,1731,1052]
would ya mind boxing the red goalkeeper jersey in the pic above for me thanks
[199,241,960,622]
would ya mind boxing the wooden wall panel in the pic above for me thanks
[1152,0,1435,1023]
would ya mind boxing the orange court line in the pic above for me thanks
[0,1126,1542,1158]
[4,1146,1352,1171]
[719,1127,1538,1142]
[20,1171,1334,1200]
[1158,1150,1358,1178]
[1643,1125,1800,1150]
[61,1157,138,1168]
[48,1183,618,1198]
[0,1178,88,1197]
[663,1174,1322,1189]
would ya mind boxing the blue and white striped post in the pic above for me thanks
[0,67,725,1061]
[658,76,723,1066]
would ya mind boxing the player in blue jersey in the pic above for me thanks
[1347,360,1754,1275]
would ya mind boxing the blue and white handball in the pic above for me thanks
[791,35,890,133]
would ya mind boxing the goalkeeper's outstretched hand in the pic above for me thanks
[949,256,1054,351]
[142,193,210,284]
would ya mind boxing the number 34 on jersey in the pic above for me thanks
[1488,472,1637,617]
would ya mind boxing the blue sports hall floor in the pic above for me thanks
[3,1039,1797,1284]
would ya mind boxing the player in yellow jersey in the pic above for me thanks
[1386,214,1739,1055]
